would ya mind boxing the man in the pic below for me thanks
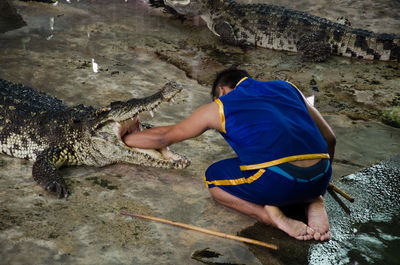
[123,67,336,241]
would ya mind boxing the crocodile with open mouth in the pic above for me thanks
[162,0,400,62]
[0,79,190,198]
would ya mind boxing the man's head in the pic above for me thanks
[211,67,250,100]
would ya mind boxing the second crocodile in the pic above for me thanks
[163,0,400,62]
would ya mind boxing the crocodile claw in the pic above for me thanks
[44,178,69,198]
[32,148,71,199]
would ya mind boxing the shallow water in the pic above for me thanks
[0,1,399,264]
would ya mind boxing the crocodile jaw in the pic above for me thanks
[115,116,190,168]
[88,84,190,169]
[89,117,190,169]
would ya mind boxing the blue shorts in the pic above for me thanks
[204,158,332,206]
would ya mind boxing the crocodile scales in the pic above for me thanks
[0,79,190,198]
[163,0,400,62]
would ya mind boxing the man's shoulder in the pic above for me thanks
[196,102,220,117]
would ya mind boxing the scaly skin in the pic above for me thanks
[163,0,400,62]
[0,79,190,198]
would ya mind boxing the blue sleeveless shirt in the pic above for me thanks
[215,77,329,171]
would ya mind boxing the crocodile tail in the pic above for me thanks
[330,28,400,62]
[374,33,400,62]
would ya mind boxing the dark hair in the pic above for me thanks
[211,66,250,100]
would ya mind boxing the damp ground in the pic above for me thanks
[0,1,399,264]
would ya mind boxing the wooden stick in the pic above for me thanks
[327,188,351,214]
[121,212,278,250]
[328,183,354,202]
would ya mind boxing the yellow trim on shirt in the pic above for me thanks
[204,169,266,188]
[204,176,209,188]
[287,81,298,89]
[240,153,330,171]
[214,98,226,133]
[235,77,248,88]
[214,77,248,134]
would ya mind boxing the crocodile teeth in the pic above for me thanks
[113,122,122,138]
[149,110,154,117]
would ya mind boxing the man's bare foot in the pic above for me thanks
[264,205,315,240]
[307,196,330,241]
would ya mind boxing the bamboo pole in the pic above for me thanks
[121,212,278,250]
[328,183,354,202]
[327,188,351,214]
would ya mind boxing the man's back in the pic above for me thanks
[215,78,329,170]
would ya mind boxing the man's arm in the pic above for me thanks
[295,88,336,164]
[123,102,222,149]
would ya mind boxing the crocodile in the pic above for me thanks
[163,0,400,62]
[0,79,190,198]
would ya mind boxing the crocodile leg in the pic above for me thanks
[213,20,252,47]
[214,21,237,45]
[32,146,70,198]
[297,31,332,62]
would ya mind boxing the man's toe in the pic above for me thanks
[321,231,330,241]
[313,231,321,240]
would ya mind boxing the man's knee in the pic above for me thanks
[208,187,236,207]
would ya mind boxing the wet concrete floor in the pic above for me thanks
[0,1,399,264]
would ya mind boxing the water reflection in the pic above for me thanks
[91,58,98,73]
[21,36,30,50]
[49,17,54,31]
